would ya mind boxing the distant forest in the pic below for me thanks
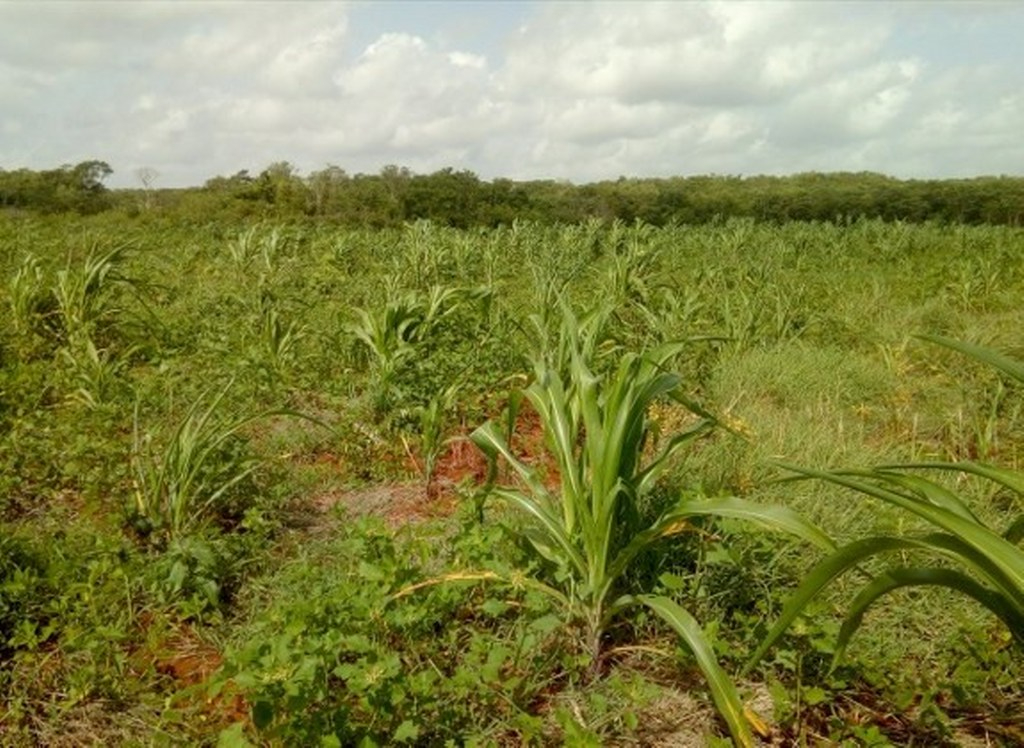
[2,160,1024,226]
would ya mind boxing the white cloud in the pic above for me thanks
[0,1,1021,185]
[447,51,486,70]
[331,32,493,156]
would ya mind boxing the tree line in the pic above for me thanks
[3,160,1024,226]
[0,161,114,215]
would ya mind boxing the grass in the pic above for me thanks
[749,336,1024,676]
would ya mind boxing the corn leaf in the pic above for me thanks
[777,463,1024,597]
[833,567,1024,666]
[628,594,754,748]
[746,534,961,673]
[881,461,1024,499]
[917,333,1024,384]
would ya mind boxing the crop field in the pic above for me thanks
[1,214,1023,746]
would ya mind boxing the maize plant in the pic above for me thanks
[59,336,135,408]
[228,223,290,272]
[130,383,318,542]
[7,253,46,337]
[349,284,487,413]
[257,301,306,387]
[52,244,128,345]
[471,309,833,747]
[414,382,460,499]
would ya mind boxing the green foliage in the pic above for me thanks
[349,283,492,417]
[59,335,136,408]
[0,520,244,745]
[242,292,307,392]
[52,244,128,343]
[227,222,297,273]
[0,160,113,214]
[414,382,460,497]
[1,526,139,712]
[11,158,1024,226]
[7,252,46,338]
[0,390,128,519]
[217,517,565,745]
[146,518,273,621]
[0,532,51,657]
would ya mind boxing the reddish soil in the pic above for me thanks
[308,409,559,527]
[131,613,247,726]
[508,405,561,485]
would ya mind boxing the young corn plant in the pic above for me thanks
[228,223,290,273]
[349,292,432,415]
[130,383,315,543]
[256,300,306,388]
[602,222,659,310]
[471,311,834,747]
[349,285,486,414]
[59,336,136,409]
[414,383,460,499]
[52,244,128,345]
[747,334,1024,675]
[228,225,261,268]
[49,245,137,406]
[7,253,46,337]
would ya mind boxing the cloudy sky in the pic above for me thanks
[1,1,1022,188]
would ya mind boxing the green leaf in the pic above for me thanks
[658,572,686,592]
[834,567,1024,664]
[881,461,1024,498]
[629,595,754,748]
[480,598,508,616]
[870,470,980,524]
[673,496,835,552]
[605,497,832,606]
[529,613,563,635]
[251,700,274,730]
[1005,515,1024,545]
[802,686,828,706]
[168,560,187,591]
[482,645,511,682]
[491,487,587,578]
[393,720,420,743]
[471,421,552,504]
[777,463,1024,603]
[358,561,386,582]
[745,535,926,673]
[917,333,1024,385]
[217,722,254,748]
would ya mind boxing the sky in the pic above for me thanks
[1,1,1022,188]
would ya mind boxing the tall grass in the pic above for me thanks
[748,335,1024,674]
